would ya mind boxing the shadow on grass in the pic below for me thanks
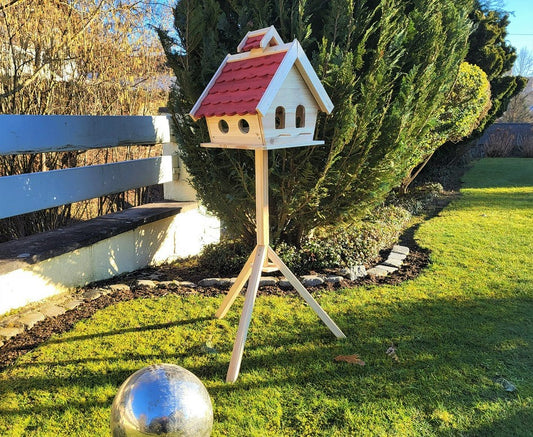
[1,293,531,435]
[40,317,211,346]
[450,190,533,210]
[468,408,533,436]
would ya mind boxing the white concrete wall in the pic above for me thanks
[0,205,220,316]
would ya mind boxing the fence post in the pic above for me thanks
[161,114,197,202]
[162,143,197,201]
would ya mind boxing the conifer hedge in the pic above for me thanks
[159,0,478,245]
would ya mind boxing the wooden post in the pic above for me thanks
[215,246,257,319]
[255,149,269,247]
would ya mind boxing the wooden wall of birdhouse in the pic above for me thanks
[190,26,333,150]
[205,114,264,146]
[261,67,320,148]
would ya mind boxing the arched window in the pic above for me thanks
[296,105,305,128]
[275,106,285,129]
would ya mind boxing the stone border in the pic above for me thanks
[366,245,410,277]
[0,245,411,346]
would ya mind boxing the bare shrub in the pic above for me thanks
[517,127,533,158]
[485,128,515,157]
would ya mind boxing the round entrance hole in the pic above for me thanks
[238,119,250,134]
[218,119,229,134]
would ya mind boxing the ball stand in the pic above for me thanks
[215,149,346,383]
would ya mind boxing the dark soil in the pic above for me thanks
[0,187,462,371]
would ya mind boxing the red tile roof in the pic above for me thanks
[193,51,286,119]
[240,34,264,52]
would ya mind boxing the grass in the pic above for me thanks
[1,158,532,436]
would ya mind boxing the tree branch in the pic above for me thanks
[0,0,25,11]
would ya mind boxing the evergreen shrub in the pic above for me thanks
[197,240,252,277]
[159,0,474,246]
[198,204,413,276]
[431,1,528,166]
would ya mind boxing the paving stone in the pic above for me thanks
[179,281,197,288]
[325,275,344,284]
[392,245,410,255]
[301,275,325,287]
[158,280,179,287]
[377,264,398,273]
[136,279,158,288]
[351,265,367,279]
[40,304,67,318]
[109,283,131,292]
[259,277,278,287]
[0,315,20,327]
[278,278,293,289]
[339,265,367,280]
[202,278,234,288]
[367,266,391,277]
[82,289,102,300]
[0,326,24,339]
[63,299,84,310]
[383,257,403,268]
[388,251,407,261]
[339,268,350,277]
[198,278,223,287]
[18,312,46,329]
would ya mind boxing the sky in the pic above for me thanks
[502,0,533,53]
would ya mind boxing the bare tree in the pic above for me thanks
[499,86,533,123]
[0,0,172,115]
[500,48,533,123]
[513,47,533,76]
[0,0,173,240]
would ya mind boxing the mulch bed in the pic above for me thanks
[0,189,459,371]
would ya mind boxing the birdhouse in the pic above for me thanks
[190,26,333,150]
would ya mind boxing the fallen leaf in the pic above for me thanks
[334,354,365,366]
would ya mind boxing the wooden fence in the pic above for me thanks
[0,115,219,315]
[0,115,175,218]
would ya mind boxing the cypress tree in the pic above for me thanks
[465,1,527,132]
[159,0,474,246]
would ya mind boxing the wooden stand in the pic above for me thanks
[216,149,346,383]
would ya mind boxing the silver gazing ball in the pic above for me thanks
[111,363,213,437]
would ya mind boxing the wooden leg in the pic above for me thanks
[267,246,346,339]
[215,246,258,319]
[226,245,267,383]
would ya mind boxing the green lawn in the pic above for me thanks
[1,158,532,436]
